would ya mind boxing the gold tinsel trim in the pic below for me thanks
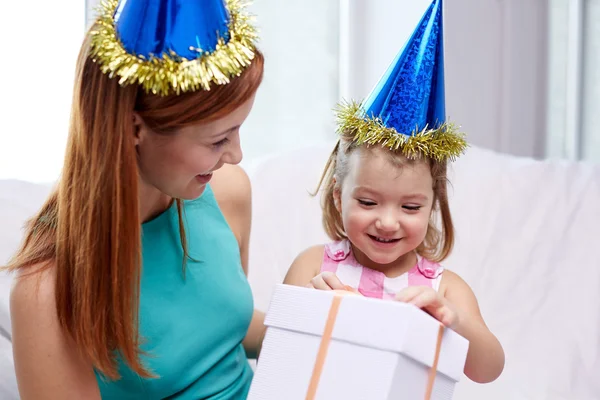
[335,101,468,162]
[89,0,257,96]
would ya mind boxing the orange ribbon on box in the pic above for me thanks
[305,289,445,400]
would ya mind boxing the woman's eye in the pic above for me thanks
[357,199,376,206]
[212,138,229,148]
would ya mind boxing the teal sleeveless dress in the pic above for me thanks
[96,185,254,399]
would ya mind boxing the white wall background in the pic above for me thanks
[240,0,341,172]
[0,0,597,184]
[0,1,83,183]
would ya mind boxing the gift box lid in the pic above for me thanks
[264,284,469,382]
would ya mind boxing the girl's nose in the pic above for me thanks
[375,214,400,232]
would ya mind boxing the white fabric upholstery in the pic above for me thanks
[247,143,600,400]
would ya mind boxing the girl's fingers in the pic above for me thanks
[395,286,424,303]
[321,272,345,290]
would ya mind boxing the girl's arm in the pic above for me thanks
[396,270,504,383]
[396,271,504,383]
[397,271,505,383]
[441,270,505,383]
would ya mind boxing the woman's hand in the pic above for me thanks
[395,286,460,328]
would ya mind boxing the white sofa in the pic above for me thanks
[1,144,599,399]
[247,143,600,400]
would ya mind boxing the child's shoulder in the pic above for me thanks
[438,268,474,298]
[283,244,326,286]
[295,244,326,264]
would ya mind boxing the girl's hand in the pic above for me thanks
[306,271,346,291]
[395,286,460,328]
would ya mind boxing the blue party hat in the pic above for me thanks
[89,0,257,95]
[336,0,466,161]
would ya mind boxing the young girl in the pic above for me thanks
[285,0,504,385]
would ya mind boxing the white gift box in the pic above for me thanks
[248,284,469,400]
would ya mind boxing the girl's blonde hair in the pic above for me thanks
[314,136,455,263]
[4,28,264,379]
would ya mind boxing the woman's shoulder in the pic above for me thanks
[210,164,251,211]
[10,263,59,347]
[210,165,251,237]
[11,263,56,314]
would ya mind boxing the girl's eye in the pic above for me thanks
[212,137,229,148]
[357,199,376,206]
[403,205,422,211]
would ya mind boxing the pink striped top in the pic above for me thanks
[320,240,444,300]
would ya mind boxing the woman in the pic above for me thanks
[6,0,265,398]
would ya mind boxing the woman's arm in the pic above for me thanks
[10,267,101,400]
[212,165,265,357]
[243,310,266,359]
[212,164,252,275]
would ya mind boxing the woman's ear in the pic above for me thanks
[132,112,144,145]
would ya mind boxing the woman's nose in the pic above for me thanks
[223,141,243,165]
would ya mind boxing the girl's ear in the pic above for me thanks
[333,176,342,213]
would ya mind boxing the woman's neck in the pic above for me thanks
[138,180,173,223]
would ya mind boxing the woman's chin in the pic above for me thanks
[170,181,208,201]
[185,184,208,200]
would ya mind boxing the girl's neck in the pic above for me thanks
[350,242,418,279]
